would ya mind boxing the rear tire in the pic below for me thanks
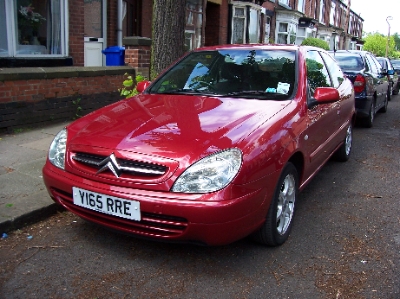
[252,162,298,246]
[363,100,375,128]
[333,124,352,162]
[379,93,388,113]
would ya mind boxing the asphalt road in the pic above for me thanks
[1,94,400,299]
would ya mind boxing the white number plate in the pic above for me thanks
[72,187,141,221]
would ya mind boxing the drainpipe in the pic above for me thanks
[117,0,123,46]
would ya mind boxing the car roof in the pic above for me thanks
[329,50,373,57]
[193,44,323,52]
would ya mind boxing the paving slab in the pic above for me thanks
[0,121,70,233]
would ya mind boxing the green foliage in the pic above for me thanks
[119,73,147,98]
[363,32,398,57]
[306,58,330,91]
[72,98,82,120]
[393,33,400,51]
[301,37,330,50]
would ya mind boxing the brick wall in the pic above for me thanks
[69,0,85,66]
[0,67,134,132]
[107,1,118,48]
[123,37,152,79]
[141,1,153,38]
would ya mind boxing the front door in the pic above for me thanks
[84,0,104,66]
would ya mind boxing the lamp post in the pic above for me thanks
[332,30,337,53]
[386,16,393,58]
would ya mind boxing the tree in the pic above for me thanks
[393,33,400,51]
[363,33,395,57]
[150,0,186,80]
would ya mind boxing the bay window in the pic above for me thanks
[277,22,297,44]
[185,0,203,51]
[230,1,262,44]
[232,6,246,44]
[0,0,68,57]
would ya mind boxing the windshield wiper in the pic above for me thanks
[159,89,222,96]
[221,90,288,98]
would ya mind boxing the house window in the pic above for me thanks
[319,0,324,23]
[264,16,271,43]
[0,0,67,57]
[279,0,289,6]
[330,2,336,26]
[185,0,203,51]
[232,6,246,44]
[297,0,305,13]
[248,7,259,43]
[295,28,306,45]
[277,22,297,44]
[230,2,262,45]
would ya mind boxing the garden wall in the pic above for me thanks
[0,66,134,133]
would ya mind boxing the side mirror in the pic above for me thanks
[136,80,151,93]
[387,69,394,75]
[313,87,340,103]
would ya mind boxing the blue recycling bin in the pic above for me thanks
[102,46,125,66]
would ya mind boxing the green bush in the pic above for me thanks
[119,73,147,98]
[301,37,330,50]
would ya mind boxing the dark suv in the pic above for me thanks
[329,50,389,127]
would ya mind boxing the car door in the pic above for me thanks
[366,54,388,108]
[302,50,339,179]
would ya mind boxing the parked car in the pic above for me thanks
[330,50,389,127]
[43,45,355,246]
[390,58,400,85]
[376,56,400,97]
[390,59,400,71]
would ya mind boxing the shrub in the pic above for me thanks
[301,37,330,50]
[119,73,147,98]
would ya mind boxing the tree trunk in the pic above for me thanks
[151,0,186,79]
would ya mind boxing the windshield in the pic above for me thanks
[333,54,364,71]
[148,49,296,99]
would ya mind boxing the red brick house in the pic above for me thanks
[0,0,363,131]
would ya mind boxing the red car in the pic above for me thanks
[43,45,355,246]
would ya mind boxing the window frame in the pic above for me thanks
[0,0,68,58]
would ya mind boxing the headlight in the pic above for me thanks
[172,148,242,193]
[48,128,67,169]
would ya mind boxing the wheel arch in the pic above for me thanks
[287,151,304,185]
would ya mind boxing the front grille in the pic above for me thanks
[72,152,168,178]
[52,188,188,238]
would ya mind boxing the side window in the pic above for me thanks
[371,55,383,73]
[320,52,345,88]
[366,55,378,74]
[306,50,332,92]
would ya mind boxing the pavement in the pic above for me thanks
[0,121,71,234]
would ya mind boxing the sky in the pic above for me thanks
[350,0,400,35]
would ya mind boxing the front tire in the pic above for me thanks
[252,162,298,246]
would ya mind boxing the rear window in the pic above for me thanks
[332,54,364,71]
[391,60,400,68]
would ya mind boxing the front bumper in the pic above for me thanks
[42,161,271,246]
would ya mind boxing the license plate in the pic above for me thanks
[72,187,141,221]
